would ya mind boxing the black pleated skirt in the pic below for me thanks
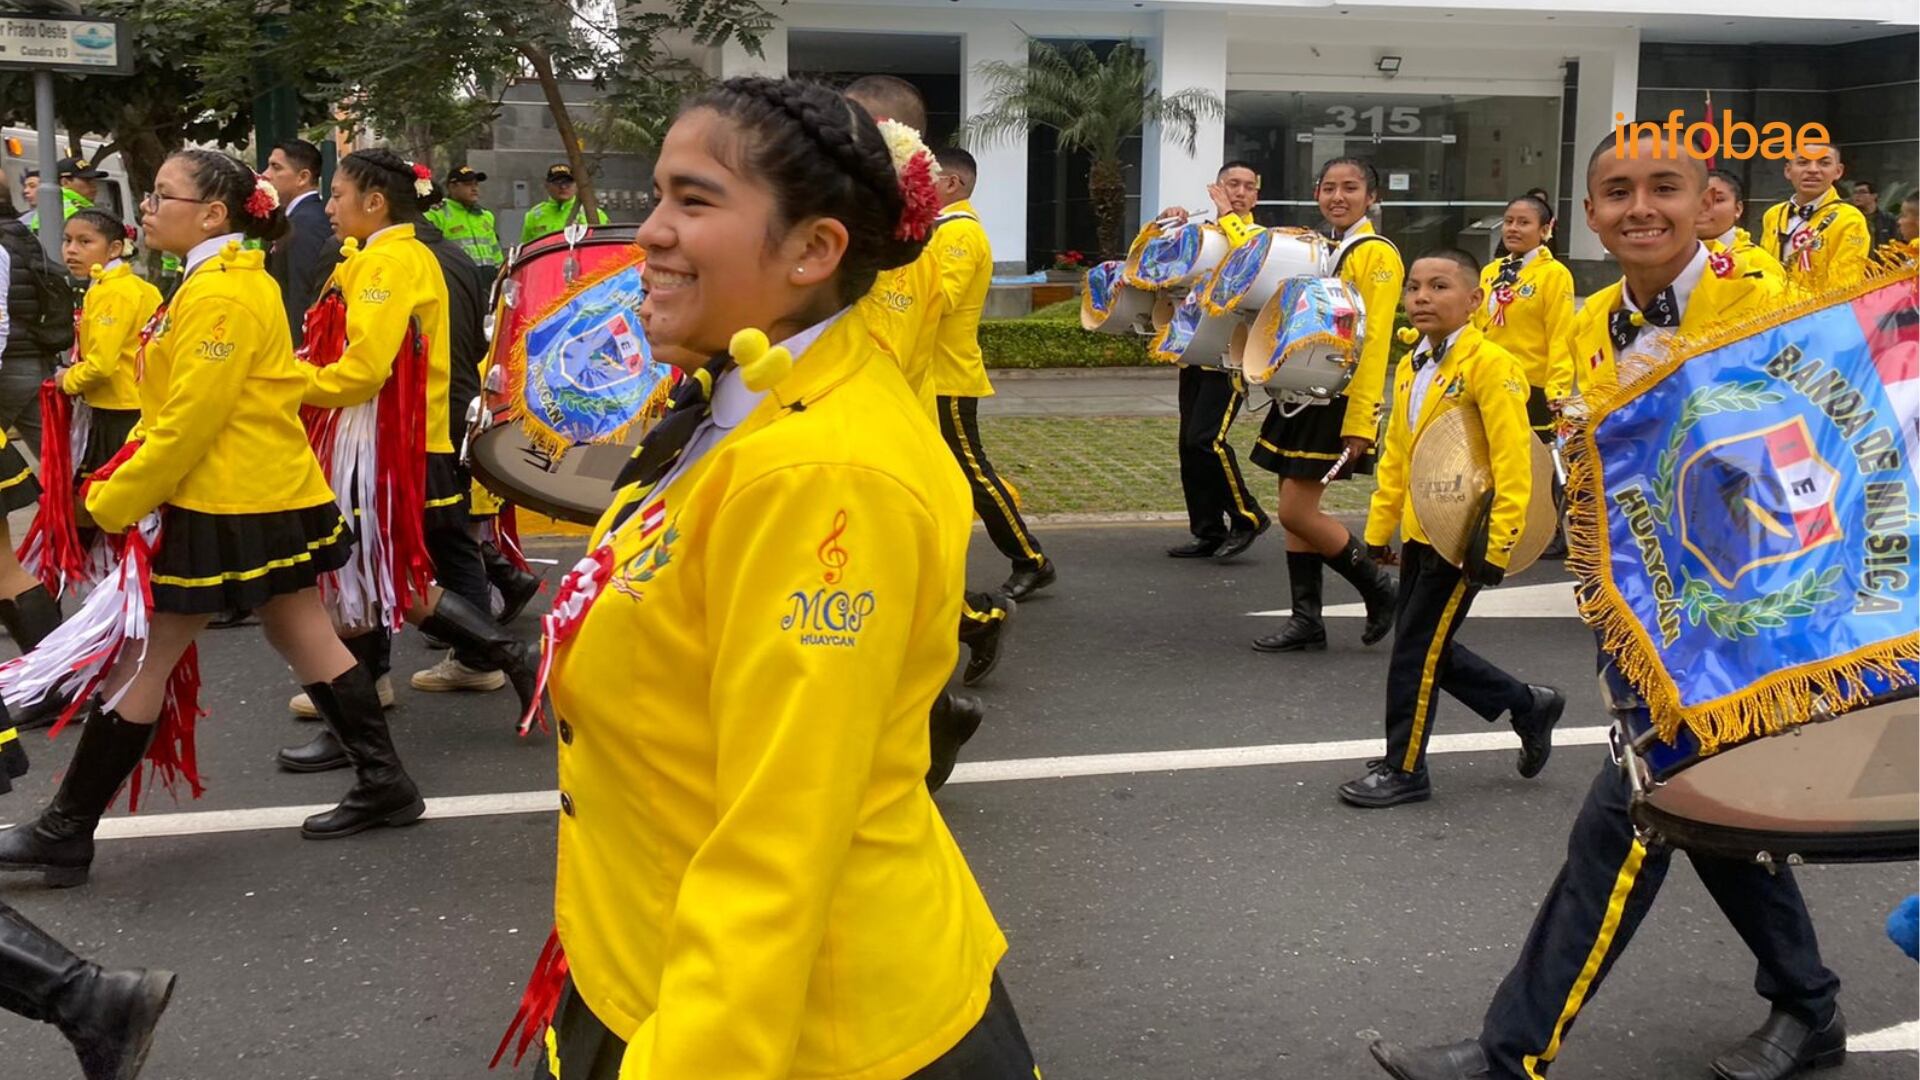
[148,502,353,615]
[0,443,41,513]
[1249,398,1376,479]
[424,452,471,533]
[76,407,141,482]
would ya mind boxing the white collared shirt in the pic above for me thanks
[184,232,247,277]
[649,310,847,499]
[367,223,404,247]
[1620,242,1708,355]
[1408,326,1465,428]
[1716,226,1738,250]
[287,190,318,215]
[1783,190,1831,239]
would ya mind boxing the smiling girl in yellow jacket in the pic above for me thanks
[278,149,537,780]
[59,208,161,486]
[1471,194,1576,430]
[0,150,426,888]
[497,77,1032,1080]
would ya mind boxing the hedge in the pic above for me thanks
[983,296,1416,372]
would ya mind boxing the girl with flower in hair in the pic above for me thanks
[0,149,422,888]
[494,76,1034,1079]
[274,148,537,783]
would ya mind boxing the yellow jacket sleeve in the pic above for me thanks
[86,299,255,532]
[1218,213,1260,250]
[1540,266,1577,402]
[624,464,934,1080]
[1364,374,1410,549]
[301,257,409,409]
[1470,350,1535,569]
[62,288,136,397]
[1824,210,1872,287]
[937,225,988,312]
[1340,243,1406,443]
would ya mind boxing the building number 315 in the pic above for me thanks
[1319,105,1423,135]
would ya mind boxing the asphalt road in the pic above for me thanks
[1,523,1913,1079]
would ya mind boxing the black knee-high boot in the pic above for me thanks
[0,706,153,887]
[1253,553,1327,652]
[1326,532,1398,646]
[0,901,176,1080]
[0,586,70,731]
[482,542,543,625]
[299,665,425,840]
[418,590,537,717]
[278,629,395,771]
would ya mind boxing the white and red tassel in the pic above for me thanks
[17,381,96,597]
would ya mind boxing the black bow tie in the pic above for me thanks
[1411,340,1448,372]
[1495,254,1524,288]
[612,353,735,494]
[1792,202,1818,221]
[1608,289,1680,351]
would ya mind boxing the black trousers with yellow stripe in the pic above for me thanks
[1176,366,1266,542]
[1479,750,1839,1078]
[1383,543,1531,775]
[940,396,1045,573]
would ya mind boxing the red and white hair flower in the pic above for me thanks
[411,162,433,199]
[245,176,280,221]
[875,119,942,243]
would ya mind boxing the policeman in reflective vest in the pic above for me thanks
[426,165,504,282]
[519,163,608,245]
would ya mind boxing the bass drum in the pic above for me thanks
[488,224,646,395]
[469,423,640,527]
[1203,227,1328,320]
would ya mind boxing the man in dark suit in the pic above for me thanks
[264,139,331,345]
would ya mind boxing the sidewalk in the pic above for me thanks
[980,367,1177,418]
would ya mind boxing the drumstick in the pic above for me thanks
[1321,445,1354,484]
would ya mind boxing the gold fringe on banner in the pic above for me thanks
[504,253,658,460]
[1561,266,1920,754]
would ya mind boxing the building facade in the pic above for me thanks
[708,0,1916,277]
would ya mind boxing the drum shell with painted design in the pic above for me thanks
[1123,221,1231,293]
[1238,276,1366,399]
[1204,227,1330,320]
[1150,283,1236,369]
[1081,259,1160,337]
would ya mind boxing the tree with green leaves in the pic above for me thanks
[963,39,1223,259]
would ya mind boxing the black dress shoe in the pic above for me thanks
[1711,1006,1846,1080]
[1213,520,1269,561]
[1369,1038,1490,1080]
[961,599,1014,687]
[926,692,984,793]
[1167,537,1223,558]
[1338,762,1432,808]
[1511,684,1566,779]
[1001,560,1056,601]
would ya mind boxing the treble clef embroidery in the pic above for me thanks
[818,509,850,585]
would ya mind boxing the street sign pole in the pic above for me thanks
[32,66,57,259]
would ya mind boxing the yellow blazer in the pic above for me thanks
[1471,246,1576,402]
[1365,324,1534,568]
[61,262,160,411]
[87,243,333,532]
[930,201,995,399]
[1707,227,1786,288]
[1759,188,1872,289]
[553,308,1006,1079]
[299,224,455,453]
[1570,261,1779,393]
[1333,219,1405,443]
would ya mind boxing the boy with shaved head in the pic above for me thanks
[1760,141,1872,288]
[1366,127,1841,1080]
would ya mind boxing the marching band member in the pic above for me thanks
[1472,194,1576,436]
[1759,142,1871,289]
[1338,248,1564,808]
[1368,131,1841,1080]
[1699,170,1787,287]
[510,75,1032,1078]
[1250,157,1399,653]
[0,150,425,884]
[275,149,536,776]
[59,208,159,499]
[1156,162,1271,560]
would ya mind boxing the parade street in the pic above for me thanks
[1,522,1915,1080]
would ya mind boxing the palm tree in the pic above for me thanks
[963,39,1224,260]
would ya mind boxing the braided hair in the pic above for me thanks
[176,148,290,243]
[69,206,134,256]
[686,77,924,305]
[338,148,440,223]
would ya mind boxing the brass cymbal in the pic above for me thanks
[1409,405,1558,576]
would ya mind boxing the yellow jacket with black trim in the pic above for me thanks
[930,200,995,399]
[1708,227,1787,288]
[61,263,161,411]
[1334,219,1406,443]
[1760,188,1872,289]
[299,224,455,453]
[86,244,334,533]
[1471,247,1576,402]
[1218,210,1260,250]
[1570,260,1779,394]
[1366,324,1534,567]
[554,308,1006,1080]
[861,247,943,420]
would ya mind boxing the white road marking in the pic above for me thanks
[29,727,1615,842]
[1851,1020,1920,1053]
[1250,581,1581,620]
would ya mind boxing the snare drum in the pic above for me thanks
[1124,221,1231,293]
[1081,260,1159,337]
[1612,673,1918,864]
[1238,276,1366,400]
[1203,228,1329,320]
[470,423,642,527]
[1149,285,1236,369]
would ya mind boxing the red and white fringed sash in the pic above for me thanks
[298,287,435,631]
[0,443,208,811]
[17,380,98,597]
